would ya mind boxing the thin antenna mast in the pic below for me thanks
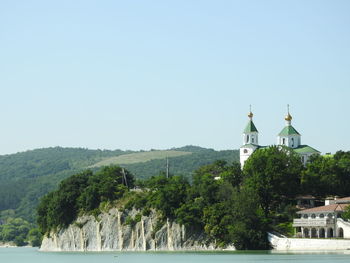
[166,157,169,179]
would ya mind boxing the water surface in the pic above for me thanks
[1,247,350,263]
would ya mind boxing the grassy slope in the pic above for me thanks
[91,150,192,167]
[123,149,239,180]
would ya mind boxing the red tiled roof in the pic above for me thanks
[297,203,349,213]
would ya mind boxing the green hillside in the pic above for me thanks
[124,148,239,179]
[0,147,129,222]
[0,146,239,223]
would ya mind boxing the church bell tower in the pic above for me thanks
[277,105,301,149]
[240,107,260,167]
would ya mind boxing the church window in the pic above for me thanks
[311,214,316,219]
[246,135,249,143]
[244,149,248,154]
[319,214,324,218]
[282,138,286,145]
[291,138,294,147]
[252,137,254,143]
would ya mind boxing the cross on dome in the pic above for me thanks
[248,105,253,119]
[285,104,292,122]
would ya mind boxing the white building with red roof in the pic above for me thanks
[293,197,350,238]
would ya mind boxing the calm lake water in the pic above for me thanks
[1,247,350,263]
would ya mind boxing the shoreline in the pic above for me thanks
[0,243,33,248]
[3,245,350,254]
[0,244,17,248]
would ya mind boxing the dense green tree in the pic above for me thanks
[27,228,42,247]
[78,166,133,211]
[0,217,37,246]
[191,161,241,205]
[37,166,134,234]
[243,146,304,218]
[43,170,91,229]
[220,162,242,188]
[146,175,189,219]
[229,187,270,250]
[174,197,205,229]
[301,151,350,197]
[342,205,350,221]
[203,202,233,246]
[301,154,336,197]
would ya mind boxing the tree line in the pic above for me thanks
[33,147,350,249]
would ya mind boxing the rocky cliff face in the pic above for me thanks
[40,208,231,251]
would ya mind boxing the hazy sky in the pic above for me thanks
[0,0,349,155]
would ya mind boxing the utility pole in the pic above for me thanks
[122,168,128,188]
[166,157,169,179]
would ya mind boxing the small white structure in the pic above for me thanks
[293,197,350,239]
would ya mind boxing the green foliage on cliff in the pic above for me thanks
[123,160,269,249]
[37,166,134,234]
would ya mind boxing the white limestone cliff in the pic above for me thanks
[40,208,229,252]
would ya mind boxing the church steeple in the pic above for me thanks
[240,106,260,167]
[243,106,259,145]
[277,105,301,148]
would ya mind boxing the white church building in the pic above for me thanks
[240,108,320,167]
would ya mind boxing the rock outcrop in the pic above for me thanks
[40,208,231,251]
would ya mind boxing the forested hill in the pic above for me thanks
[0,146,239,223]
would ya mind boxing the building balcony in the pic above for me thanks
[292,218,335,227]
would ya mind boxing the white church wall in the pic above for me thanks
[242,132,258,145]
[240,146,258,167]
[277,135,300,149]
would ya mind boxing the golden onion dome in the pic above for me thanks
[285,113,292,121]
[248,111,253,118]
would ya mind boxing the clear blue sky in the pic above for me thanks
[0,0,349,155]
